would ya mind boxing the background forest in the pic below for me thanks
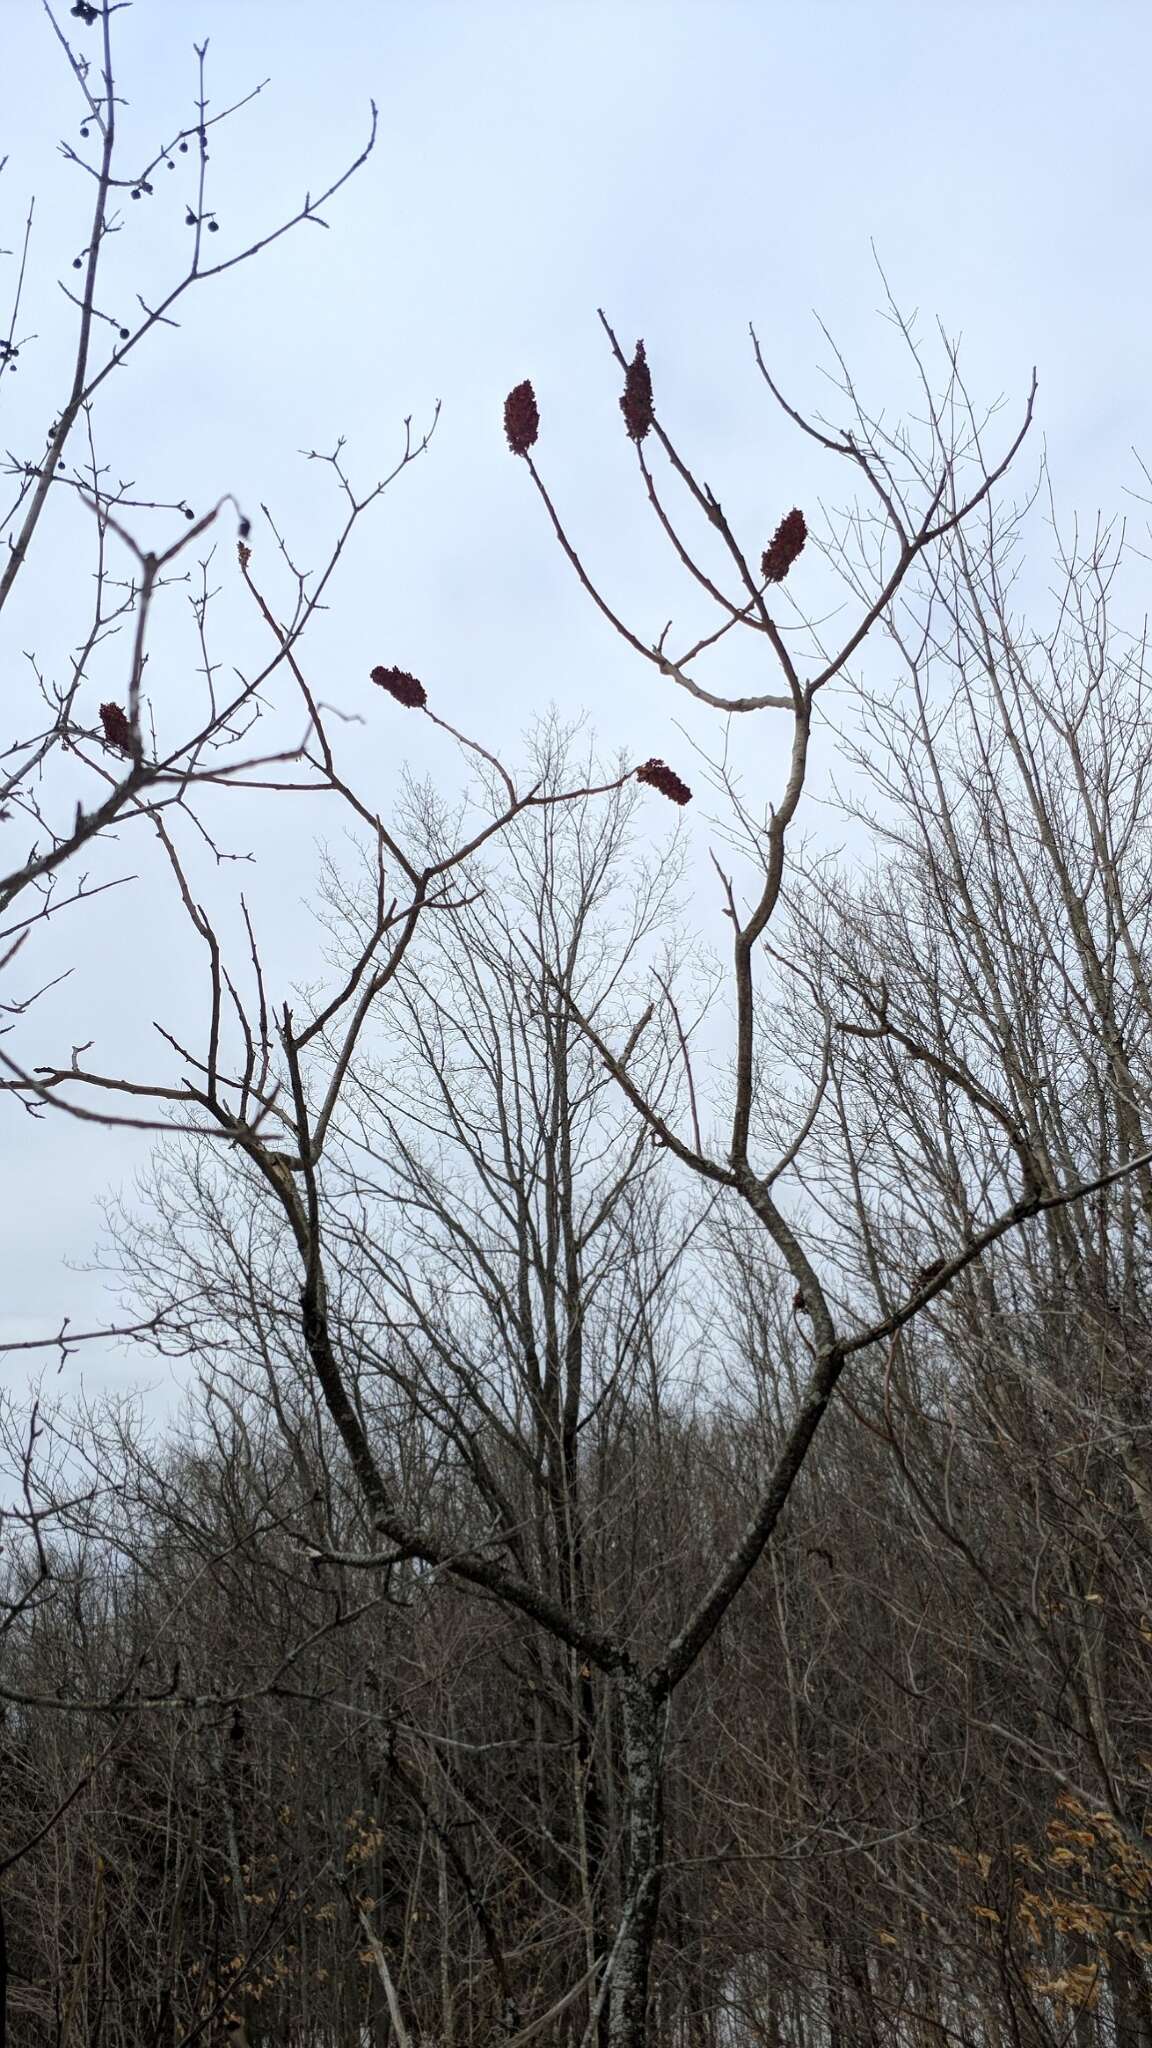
[4,7,1152,2048]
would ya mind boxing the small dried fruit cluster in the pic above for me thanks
[636,758,691,805]
[503,382,539,457]
[620,341,654,442]
[502,367,804,600]
[761,508,807,583]
[371,665,427,709]
[503,344,655,456]
[99,702,133,755]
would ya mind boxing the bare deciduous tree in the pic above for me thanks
[7,16,1152,2048]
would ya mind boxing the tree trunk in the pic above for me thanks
[609,1675,665,2048]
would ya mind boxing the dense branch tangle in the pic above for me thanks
[0,1,385,1067]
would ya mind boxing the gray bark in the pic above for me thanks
[608,1675,666,2048]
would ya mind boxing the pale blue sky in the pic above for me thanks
[2,0,1149,1394]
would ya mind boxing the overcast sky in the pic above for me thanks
[3,0,1150,1406]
